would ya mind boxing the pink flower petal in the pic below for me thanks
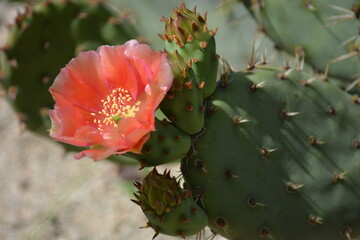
[49,40,173,161]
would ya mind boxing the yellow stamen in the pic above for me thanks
[91,88,141,133]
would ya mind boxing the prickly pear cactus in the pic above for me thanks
[0,0,138,135]
[182,65,360,240]
[243,0,360,84]
[132,168,208,239]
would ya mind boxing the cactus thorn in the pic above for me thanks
[233,116,249,125]
[40,107,49,117]
[198,81,205,89]
[246,40,256,72]
[294,46,305,70]
[166,92,174,100]
[281,110,301,119]
[152,228,160,240]
[77,12,88,19]
[302,77,316,86]
[163,34,172,41]
[259,226,275,239]
[249,81,266,92]
[351,95,360,104]
[331,51,358,64]
[215,216,227,228]
[75,44,84,53]
[333,171,348,183]
[197,14,206,24]
[308,136,326,145]
[162,149,169,155]
[342,226,354,240]
[186,104,194,112]
[181,216,190,223]
[178,231,186,239]
[320,63,330,82]
[143,147,151,154]
[182,67,189,78]
[1,44,10,53]
[256,48,268,66]
[8,86,18,99]
[327,106,337,116]
[205,106,218,116]
[209,27,218,36]
[160,16,169,23]
[260,147,277,156]
[287,182,305,193]
[130,198,141,205]
[184,81,193,89]
[139,222,151,229]
[191,208,198,213]
[199,41,208,49]
[308,215,324,225]
[139,160,146,170]
[157,33,166,40]
[41,76,50,84]
[158,135,165,142]
[191,21,199,32]
[352,140,360,149]
[305,1,316,11]
[194,159,207,173]
[133,181,142,190]
[203,24,209,33]
[277,68,294,80]
[345,78,360,93]
[247,196,266,208]
[9,58,18,69]
[187,35,193,42]
[225,170,238,179]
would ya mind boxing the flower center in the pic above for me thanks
[91,88,141,132]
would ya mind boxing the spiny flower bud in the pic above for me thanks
[161,2,216,46]
[134,168,185,217]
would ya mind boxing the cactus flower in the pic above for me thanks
[49,40,173,161]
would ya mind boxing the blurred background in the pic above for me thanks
[0,0,282,239]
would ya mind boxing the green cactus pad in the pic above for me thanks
[183,66,360,240]
[243,0,360,83]
[133,168,208,238]
[125,118,192,167]
[0,0,138,135]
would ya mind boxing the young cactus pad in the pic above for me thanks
[133,168,208,239]
[182,66,360,239]
[243,0,360,83]
[0,0,138,134]
[160,3,219,99]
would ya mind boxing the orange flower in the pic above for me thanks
[49,40,173,161]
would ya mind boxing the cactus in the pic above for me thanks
[182,65,360,240]
[0,0,138,135]
[132,168,208,239]
[5,0,358,239]
[158,3,219,135]
[242,0,360,86]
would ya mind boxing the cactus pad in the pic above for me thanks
[183,66,360,239]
